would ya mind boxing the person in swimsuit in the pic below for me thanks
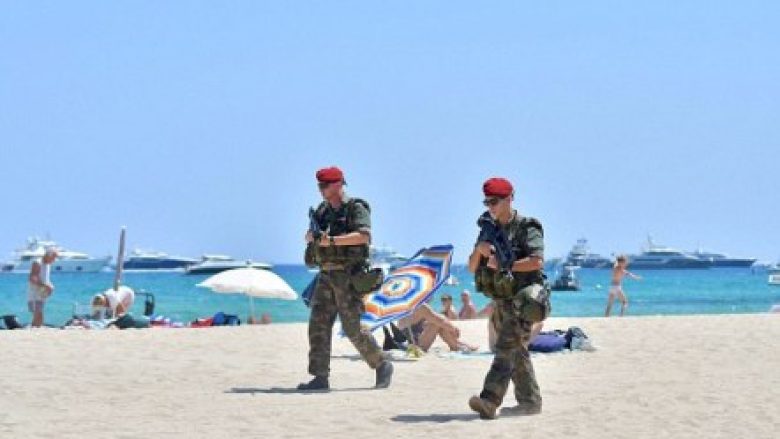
[458,290,479,319]
[440,293,458,320]
[605,255,641,317]
[397,301,478,352]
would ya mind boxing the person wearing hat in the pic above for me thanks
[466,177,546,419]
[298,166,394,391]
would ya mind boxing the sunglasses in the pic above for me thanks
[318,182,334,190]
[482,197,504,207]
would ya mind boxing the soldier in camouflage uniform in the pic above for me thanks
[298,166,394,391]
[467,177,547,419]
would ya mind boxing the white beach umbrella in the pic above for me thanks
[197,268,297,319]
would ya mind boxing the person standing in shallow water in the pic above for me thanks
[467,177,546,420]
[298,166,393,391]
[605,255,641,317]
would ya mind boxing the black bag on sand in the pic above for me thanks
[2,314,23,330]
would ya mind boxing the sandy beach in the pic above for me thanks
[1,313,778,438]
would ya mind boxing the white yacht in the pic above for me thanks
[185,254,272,275]
[689,248,757,268]
[628,236,710,269]
[369,245,408,275]
[5,237,111,273]
[769,265,780,286]
[565,238,612,268]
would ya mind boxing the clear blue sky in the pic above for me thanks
[1,1,778,264]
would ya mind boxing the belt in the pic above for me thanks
[319,263,347,271]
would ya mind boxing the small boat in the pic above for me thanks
[370,245,408,276]
[185,255,272,275]
[122,249,198,271]
[769,267,780,286]
[551,265,580,291]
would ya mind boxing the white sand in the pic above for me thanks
[1,314,778,438]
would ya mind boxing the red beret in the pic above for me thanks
[316,166,344,183]
[483,177,513,197]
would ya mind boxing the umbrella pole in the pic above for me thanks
[249,296,256,323]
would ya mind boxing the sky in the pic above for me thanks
[1,1,778,264]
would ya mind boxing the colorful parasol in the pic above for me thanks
[360,244,453,332]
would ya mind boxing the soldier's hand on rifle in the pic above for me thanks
[475,242,494,258]
[486,255,498,270]
[318,234,332,247]
[305,231,314,243]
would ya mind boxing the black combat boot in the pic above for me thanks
[468,396,498,420]
[297,375,329,391]
[374,361,394,389]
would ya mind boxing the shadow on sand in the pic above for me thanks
[226,386,376,395]
[391,413,481,423]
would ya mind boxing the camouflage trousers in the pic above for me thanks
[307,269,384,377]
[480,298,542,407]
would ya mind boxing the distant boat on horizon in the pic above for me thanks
[688,248,757,268]
[122,249,199,271]
[565,238,612,269]
[3,237,110,273]
[768,265,780,285]
[185,254,272,275]
[370,245,408,275]
[628,236,710,269]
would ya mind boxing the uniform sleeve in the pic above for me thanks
[351,203,371,233]
[526,223,544,258]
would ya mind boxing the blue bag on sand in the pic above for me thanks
[529,332,567,353]
[211,312,240,326]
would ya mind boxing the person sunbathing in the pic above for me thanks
[396,302,478,352]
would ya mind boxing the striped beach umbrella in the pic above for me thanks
[360,244,453,332]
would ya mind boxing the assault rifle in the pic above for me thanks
[476,212,516,276]
[309,207,323,241]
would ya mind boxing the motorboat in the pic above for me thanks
[122,249,198,270]
[551,264,581,291]
[370,245,408,275]
[5,237,111,273]
[565,238,612,268]
[689,248,757,268]
[445,274,459,286]
[769,266,780,286]
[627,237,711,269]
[185,254,272,275]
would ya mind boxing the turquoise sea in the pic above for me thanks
[1,265,778,326]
